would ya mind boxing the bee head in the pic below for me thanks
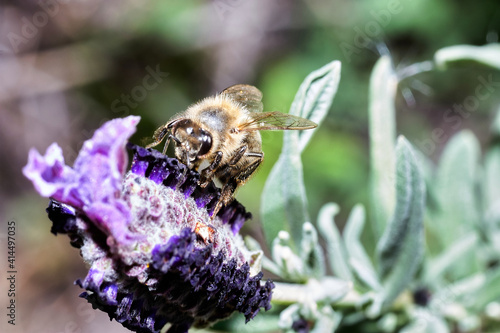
[171,119,213,168]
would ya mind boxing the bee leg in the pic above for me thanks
[199,151,223,188]
[210,146,248,184]
[235,153,263,183]
[212,179,238,217]
[228,145,248,166]
[211,153,263,218]
[146,127,168,149]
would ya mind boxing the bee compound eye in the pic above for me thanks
[174,119,194,132]
[198,130,212,156]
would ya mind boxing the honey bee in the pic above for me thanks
[146,84,317,217]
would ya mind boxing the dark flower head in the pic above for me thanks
[23,116,274,333]
[292,317,312,333]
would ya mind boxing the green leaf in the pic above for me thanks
[288,60,341,153]
[457,316,481,332]
[413,150,442,256]
[375,136,426,311]
[483,107,500,246]
[492,105,500,137]
[349,257,382,292]
[244,236,283,277]
[400,309,449,333]
[376,313,398,333]
[272,231,306,281]
[431,272,485,311]
[300,222,326,279]
[342,204,381,291]
[261,60,341,248]
[435,130,480,239]
[343,204,376,281]
[278,303,301,331]
[424,233,479,284]
[311,305,342,333]
[414,150,437,211]
[434,130,480,279]
[212,313,281,332]
[434,44,500,70]
[261,155,307,250]
[313,277,352,303]
[369,56,398,239]
[413,150,442,253]
[317,203,353,281]
[272,278,350,305]
[262,257,283,278]
[470,268,500,312]
[484,147,500,229]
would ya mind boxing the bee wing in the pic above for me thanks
[238,111,318,132]
[222,84,264,113]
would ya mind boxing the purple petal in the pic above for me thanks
[23,143,81,206]
[23,116,141,246]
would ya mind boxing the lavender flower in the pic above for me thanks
[23,116,274,333]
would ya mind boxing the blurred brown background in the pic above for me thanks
[1,0,500,332]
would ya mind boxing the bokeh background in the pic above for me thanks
[1,0,500,332]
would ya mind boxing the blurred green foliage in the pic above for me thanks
[5,0,500,332]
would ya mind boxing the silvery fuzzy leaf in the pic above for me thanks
[311,305,342,333]
[309,277,351,304]
[434,44,500,70]
[317,203,353,280]
[211,313,281,332]
[434,130,481,279]
[430,273,484,316]
[245,235,282,277]
[469,267,500,312]
[300,222,326,279]
[261,61,341,248]
[424,233,479,284]
[375,136,425,312]
[278,303,301,330]
[369,56,398,239]
[272,278,350,305]
[493,105,500,136]
[350,257,382,292]
[344,204,379,290]
[483,147,500,234]
[272,231,306,281]
[289,60,342,153]
[400,309,449,333]
[457,316,481,332]
[376,313,398,333]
